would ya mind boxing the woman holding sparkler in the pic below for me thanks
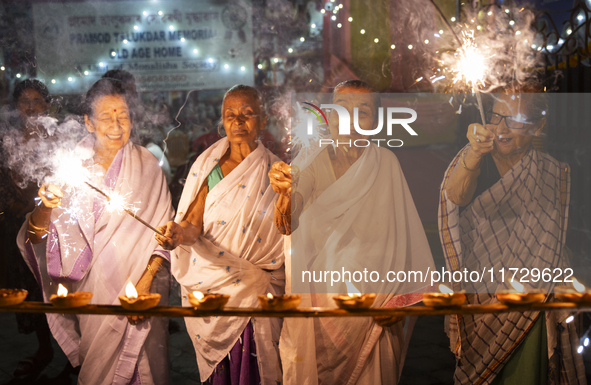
[268,80,435,385]
[439,83,586,384]
[17,77,174,385]
[156,85,284,385]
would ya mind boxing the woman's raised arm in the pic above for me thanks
[446,123,493,206]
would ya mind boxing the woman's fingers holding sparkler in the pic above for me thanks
[467,123,494,157]
[38,183,63,209]
[155,221,183,250]
[268,161,292,196]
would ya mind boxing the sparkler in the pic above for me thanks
[84,181,164,236]
[429,0,487,125]
[47,148,164,236]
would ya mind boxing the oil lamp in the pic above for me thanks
[118,281,161,311]
[0,289,28,307]
[496,280,545,305]
[422,284,466,307]
[258,292,301,311]
[187,290,230,310]
[50,283,92,309]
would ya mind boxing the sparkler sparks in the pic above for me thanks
[48,148,93,189]
[84,181,163,236]
[427,2,541,125]
[452,33,488,88]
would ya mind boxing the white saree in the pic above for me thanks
[281,144,435,385]
[172,137,285,384]
[17,135,173,385]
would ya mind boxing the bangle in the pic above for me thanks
[461,150,480,172]
[147,264,158,276]
[28,217,49,232]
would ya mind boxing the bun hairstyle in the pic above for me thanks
[83,78,134,121]
[13,79,51,104]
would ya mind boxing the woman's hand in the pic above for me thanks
[467,123,494,158]
[373,315,405,328]
[128,256,165,325]
[38,184,63,209]
[268,161,292,196]
[127,273,153,325]
[29,184,62,244]
[155,221,184,250]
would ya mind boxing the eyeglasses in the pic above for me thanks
[486,112,540,129]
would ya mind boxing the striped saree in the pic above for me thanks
[438,145,586,385]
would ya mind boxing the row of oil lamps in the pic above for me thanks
[0,279,589,311]
[0,282,162,310]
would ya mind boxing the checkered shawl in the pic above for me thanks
[438,146,586,384]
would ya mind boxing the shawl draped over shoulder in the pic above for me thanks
[281,144,436,385]
[172,137,285,385]
[17,135,173,385]
[438,145,586,385]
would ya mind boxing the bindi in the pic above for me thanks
[113,109,117,112]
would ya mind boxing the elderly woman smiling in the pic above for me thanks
[156,85,284,385]
[439,83,586,385]
[18,78,173,385]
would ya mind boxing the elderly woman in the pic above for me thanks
[17,77,173,385]
[269,80,435,384]
[439,83,586,384]
[156,85,284,385]
[0,79,55,376]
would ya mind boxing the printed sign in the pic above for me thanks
[32,0,254,94]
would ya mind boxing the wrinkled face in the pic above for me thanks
[328,87,377,142]
[490,94,545,158]
[16,88,48,120]
[222,91,266,145]
[85,94,132,153]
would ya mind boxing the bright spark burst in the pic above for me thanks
[105,191,140,215]
[49,148,92,189]
[451,31,488,89]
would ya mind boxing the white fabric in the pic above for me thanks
[17,135,173,385]
[281,145,435,385]
[172,137,284,384]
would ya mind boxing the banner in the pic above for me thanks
[32,0,254,94]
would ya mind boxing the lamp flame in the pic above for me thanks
[57,283,68,297]
[125,281,138,299]
[439,284,454,294]
[573,278,586,293]
[267,293,274,300]
[510,280,525,293]
[193,291,204,300]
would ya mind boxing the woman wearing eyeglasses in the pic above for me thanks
[438,82,586,385]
